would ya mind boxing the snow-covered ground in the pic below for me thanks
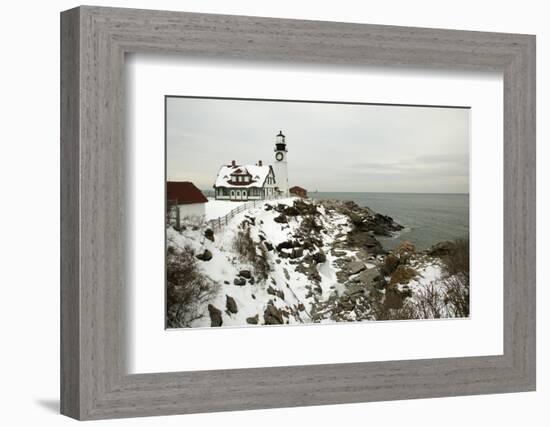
[203,198,246,221]
[167,197,458,328]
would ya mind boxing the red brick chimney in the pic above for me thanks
[258,160,263,166]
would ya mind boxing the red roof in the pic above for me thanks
[289,186,307,192]
[166,181,208,204]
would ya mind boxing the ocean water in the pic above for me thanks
[310,192,469,250]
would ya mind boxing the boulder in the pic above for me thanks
[207,304,222,327]
[263,241,274,252]
[264,304,284,325]
[204,228,215,242]
[428,241,454,257]
[290,247,304,259]
[312,250,327,264]
[347,261,366,275]
[276,240,296,251]
[358,268,383,288]
[274,214,288,224]
[246,314,259,325]
[239,270,252,279]
[233,277,246,286]
[225,295,238,314]
[267,286,285,300]
[196,249,212,261]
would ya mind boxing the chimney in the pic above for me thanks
[231,160,236,166]
[258,160,263,166]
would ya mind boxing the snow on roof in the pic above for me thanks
[215,164,273,188]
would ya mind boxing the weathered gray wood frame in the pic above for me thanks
[60,5,536,420]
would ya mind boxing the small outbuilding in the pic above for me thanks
[289,186,307,198]
[167,181,208,218]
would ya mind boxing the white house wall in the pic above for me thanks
[178,203,206,219]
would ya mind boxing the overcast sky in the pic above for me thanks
[166,97,469,193]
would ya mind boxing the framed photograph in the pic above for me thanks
[61,6,536,420]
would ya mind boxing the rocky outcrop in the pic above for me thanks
[233,277,246,286]
[204,228,214,242]
[246,314,259,324]
[226,295,238,314]
[264,304,284,325]
[238,270,252,279]
[208,304,222,327]
[196,249,213,261]
[427,241,454,257]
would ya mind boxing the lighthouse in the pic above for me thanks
[272,130,289,196]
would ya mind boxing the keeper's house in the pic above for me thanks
[214,160,278,201]
[166,181,208,217]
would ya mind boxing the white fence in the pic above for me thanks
[207,195,284,231]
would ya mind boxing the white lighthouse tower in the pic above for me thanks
[272,130,289,196]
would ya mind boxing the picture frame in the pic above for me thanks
[60,5,536,420]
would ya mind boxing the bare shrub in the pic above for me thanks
[233,227,256,260]
[443,273,470,317]
[166,246,219,328]
[410,282,443,319]
[233,227,271,282]
[440,239,470,317]
[254,243,270,282]
[442,238,470,277]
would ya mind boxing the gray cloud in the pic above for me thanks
[167,97,469,193]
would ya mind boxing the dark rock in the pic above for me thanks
[347,261,366,275]
[332,250,347,257]
[290,247,304,259]
[276,240,299,251]
[239,270,252,279]
[293,199,318,215]
[246,314,259,325]
[264,304,284,325]
[225,295,238,314]
[233,277,246,286]
[249,276,255,285]
[196,249,212,261]
[267,286,285,300]
[208,304,222,327]
[428,241,454,257]
[264,204,273,211]
[223,280,230,285]
[283,268,290,281]
[283,205,300,216]
[264,241,274,251]
[274,214,288,224]
[312,250,327,264]
[358,268,382,286]
[204,228,215,242]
